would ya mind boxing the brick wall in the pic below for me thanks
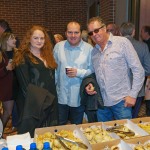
[0,0,87,40]
[0,0,116,40]
[45,0,88,37]
[99,0,116,24]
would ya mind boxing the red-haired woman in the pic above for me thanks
[13,25,58,137]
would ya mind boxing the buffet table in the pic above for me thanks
[2,117,150,150]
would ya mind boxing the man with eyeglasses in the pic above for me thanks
[54,21,93,125]
[85,16,145,121]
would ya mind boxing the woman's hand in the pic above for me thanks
[6,61,14,71]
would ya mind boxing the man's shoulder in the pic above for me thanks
[82,40,93,46]
[53,40,67,51]
[132,39,148,50]
[56,40,66,46]
[113,35,127,41]
[111,35,129,45]
[136,40,147,47]
[81,40,93,50]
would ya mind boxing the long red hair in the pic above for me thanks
[13,25,57,69]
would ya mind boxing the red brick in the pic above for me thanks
[0,0,116,40]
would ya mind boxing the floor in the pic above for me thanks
[2,117,17,139]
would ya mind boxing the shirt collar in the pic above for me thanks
[107,32,113,44]
[64,39,84,50]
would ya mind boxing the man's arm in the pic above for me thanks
[123,38,145,107]
[142,43,150,76]
[76,46,94,79]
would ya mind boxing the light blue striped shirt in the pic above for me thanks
[92,34,145,106]
[54,40,93,107]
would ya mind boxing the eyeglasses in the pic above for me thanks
[88,25,105,36]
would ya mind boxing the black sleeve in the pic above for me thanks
[80,73,96,98]
[15,59,30,98]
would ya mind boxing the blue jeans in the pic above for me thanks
[58,104,85,125]
[97,100,132,122]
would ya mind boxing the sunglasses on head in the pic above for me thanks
[88,25,105,36]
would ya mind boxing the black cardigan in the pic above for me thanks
[17,84,57,137]
[80,73,104,110]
